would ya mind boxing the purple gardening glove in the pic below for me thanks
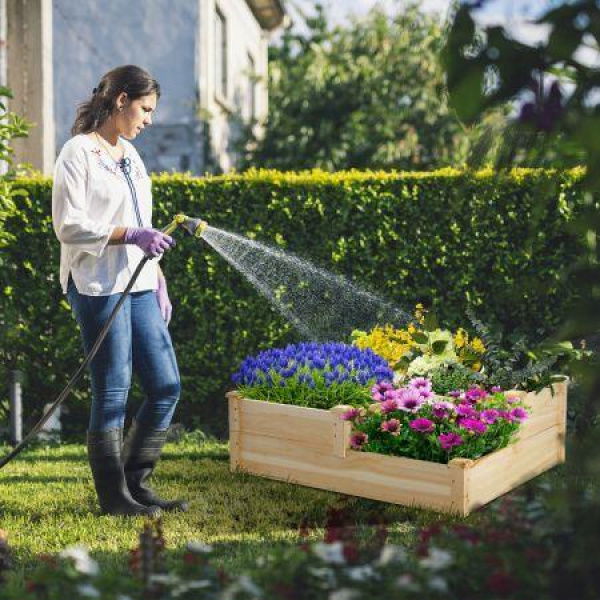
[156,275,172,325]
[124,227,176,257]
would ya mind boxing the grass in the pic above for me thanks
[0,437,481,593]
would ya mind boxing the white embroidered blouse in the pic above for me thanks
[52,133,159,296]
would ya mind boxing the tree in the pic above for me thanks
[240,3,470,171]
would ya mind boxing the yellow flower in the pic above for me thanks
[471,337,486,354]
[352,324,416,365]
[454,328,467,349]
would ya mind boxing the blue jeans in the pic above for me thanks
[67,278,181,432]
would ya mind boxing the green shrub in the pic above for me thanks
[0,168,585,435]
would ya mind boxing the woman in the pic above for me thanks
[52,65,187,516]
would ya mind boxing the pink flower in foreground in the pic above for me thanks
[380,398,400,414]
[410,418,435,434]
[398,388,425,413]
[341,408,364,422]
[459,418,488,435]
[432,401,453,419]
[439,432,463,450]
[510,407,528,421]
[371,381,394,402]
[380,418,402,436]
[465,386,488,404]
[456,403,477,419]
[409,377,432,392]
[350,431,368,449]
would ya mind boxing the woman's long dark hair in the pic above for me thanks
[71,65,160,135]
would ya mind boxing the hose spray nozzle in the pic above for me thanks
[162,214,208,238]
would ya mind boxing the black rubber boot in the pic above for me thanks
[87,428,161,517]
[122,421,189,512]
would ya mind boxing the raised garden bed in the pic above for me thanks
[226,380,567,516]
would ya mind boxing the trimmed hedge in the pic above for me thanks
[0,168,585,436]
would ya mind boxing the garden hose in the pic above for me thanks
[0,214,207,470]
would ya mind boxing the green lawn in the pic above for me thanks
[0,438,461,594]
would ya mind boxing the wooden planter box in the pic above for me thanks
[226,381,567,516]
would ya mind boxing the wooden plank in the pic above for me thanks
[449,458,474,517]
[227,393,241,471]
[467,426,562,511]
[232,397,334,453]
[330,405,352,458]
[238,432,454,510]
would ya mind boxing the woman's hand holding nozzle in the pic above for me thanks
[124,227,176,257]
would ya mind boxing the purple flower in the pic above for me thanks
[465,386,487,404]
[398,388,425,413]
[380,418,401,436]
[432,401,453,419]
[439,432,463,450]
[371,381,394,402]
[409,377,432,392]
[380,398,400,414]
[480,409,499,424]
[456,403,477,419]
[409,418,435,434]
[350,431,368,449]
[491,386,502,393]
[510,407,528,421]
[448,390,461,398]
[459,418,488,435]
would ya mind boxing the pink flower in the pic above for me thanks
[459,418,488,435]
[491,386,502,393]
[506,394,521,404]
[456,403,477,419]
[439,432,463,450]
[465,386,487,404]
[510,407,528,421]
[371,382,394,402]
[409,377,432,392]
[480,409,499,424]
[410,418,435,434]
[418,388,434,401]
[380,418,402,436]
[432,401,453,419]
[497,410,513,421]
[350,431,368,449]
[340,408,364,422]
[397,388,424,413]
[448,390,461,398]
[380,398,400,414]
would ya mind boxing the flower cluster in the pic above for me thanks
[342,378,528,463]
[352,305,486,383]
[232,342,394,409]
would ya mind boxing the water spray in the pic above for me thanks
[0,214,207,470]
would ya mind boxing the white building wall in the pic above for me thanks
[53,0,272,174]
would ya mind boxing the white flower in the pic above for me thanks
[186,541,213,553]
[407,355,456,377]
[238,574,262,596]
[76,584,100,598]
[308,567,337,587]
[312,541,346,565]
[428,576,448,592]
[419,547,453,571]
[149,573,179,585]
[329,589,360,600]
[345,565,375,581]
[396,574,420,591]
[59,545,99,576]
[376,544,407,566]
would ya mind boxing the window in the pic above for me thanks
[214,7,227,100]
[246,53,256,121]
